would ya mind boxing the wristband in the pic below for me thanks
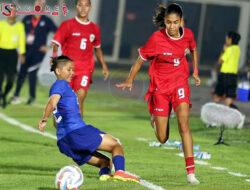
[42,119,47,122]
[193,68,198,74]
[52,52,57,57]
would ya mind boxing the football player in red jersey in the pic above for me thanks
[117,4,200,184]
[51,0,109,118]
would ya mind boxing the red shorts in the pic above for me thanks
[147,85,191,116]
[69,72,93,92]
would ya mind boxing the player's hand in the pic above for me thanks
[38,119,47,132]
[102,67,109,80]
[19,54,25,64]
[223,44,227,52]
[39,45,49,53]
[49,60,53,66]
[116,80,133,91]
[192,73,201,86]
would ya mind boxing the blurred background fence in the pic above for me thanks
[0,0,249,75]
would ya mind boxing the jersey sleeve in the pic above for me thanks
[188,29,196,51]
[49,81,66,97]
[138,34,157,61]
[18,23,26,55]
[52,21,68,47]
[0,21,3,43]
[93,25,101,48]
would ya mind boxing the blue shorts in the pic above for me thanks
[57,125,106,165]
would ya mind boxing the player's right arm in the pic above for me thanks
[218,45,229,64]
[38,94,61,132]
[52,43,59,56]
[116,57,144,91]
[50,42,59,66]
[116,33,156,91]
[50,20,68,60]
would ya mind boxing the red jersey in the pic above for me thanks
[139,27,196,100]
[52,17,101,74]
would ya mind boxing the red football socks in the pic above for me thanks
[185,157,195,174]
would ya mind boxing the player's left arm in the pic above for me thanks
[18,23,26,64]
[190,49,201,86]
[38,94,61,132]
[95,47,109,80]
[188,29,201,86]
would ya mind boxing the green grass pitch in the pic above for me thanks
[0,83,250,190]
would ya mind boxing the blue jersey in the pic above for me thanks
[49,80,86,140]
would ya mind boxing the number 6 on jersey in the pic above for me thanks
[81,75,89,87]
[80,38,87,50]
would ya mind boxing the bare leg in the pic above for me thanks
[97,134,124,157]
[175,102,193,158]
[176,102,199,184]
[76,88,87,118]
[87,151,112,169]
[87,151,113,181]
[152,115,170,143]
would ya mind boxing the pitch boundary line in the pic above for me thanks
[137,137,250,183]
[0,112,166,190]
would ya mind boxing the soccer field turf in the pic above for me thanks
[0,83,250,190]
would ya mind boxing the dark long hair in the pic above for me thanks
[153,3,183,27]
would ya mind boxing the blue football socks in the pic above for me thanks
[99,166,111,176]
[112,155,125,171]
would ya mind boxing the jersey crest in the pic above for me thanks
[90,34,95,42]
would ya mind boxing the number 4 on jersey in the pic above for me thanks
[174,58,180,66]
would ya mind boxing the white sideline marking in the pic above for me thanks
[163,147,175,150]
[140,179,166,190]
[0,112,56,140]
[136,137,150,142]
[228,172,247,177]
[136,137,250,183]
[126,171,165,190]
[211,166,227,171]
[195,160,210,165]
[0,112,166,190]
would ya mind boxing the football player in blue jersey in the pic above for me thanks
[38,56,139,183]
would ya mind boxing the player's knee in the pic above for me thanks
[178,124,190,136]
[112,138,124,154]
[113,140,123,150]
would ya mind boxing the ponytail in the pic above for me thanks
[153,5,166,27]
